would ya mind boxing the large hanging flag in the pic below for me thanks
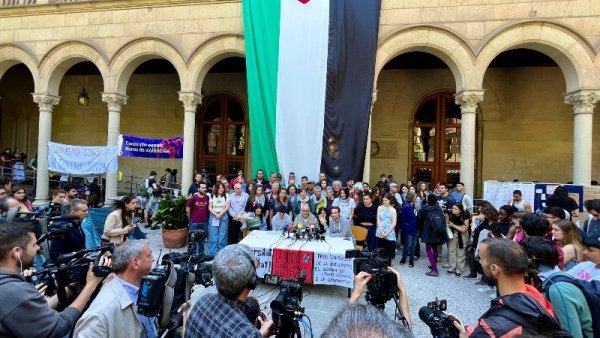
[243,0,381,181]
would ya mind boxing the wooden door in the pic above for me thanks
[197,95,247,184]
[411,92,462,187]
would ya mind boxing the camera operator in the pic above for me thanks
[451,237,562,337]
[349,268,412,329]
[185,244,273,337]
[49,199,88,262]
[74,240,157,338]
[322,303,413,338]
[0,223,107,337]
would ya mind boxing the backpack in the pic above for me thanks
[426,208,446,233]
[488,305,573,337]
[544,274,600,337]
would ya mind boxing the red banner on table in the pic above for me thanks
[272,248,314,284]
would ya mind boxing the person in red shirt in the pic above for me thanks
[186,182,210,255]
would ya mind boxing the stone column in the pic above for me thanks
[362,89,377,183]
[178,92,202,195]
[102,93,128,203]
[455,90,484,198]
[32,94,60,205]
[565,90,599,185]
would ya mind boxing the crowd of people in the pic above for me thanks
[1,167,600,337]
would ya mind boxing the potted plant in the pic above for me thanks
[152,195,189,248]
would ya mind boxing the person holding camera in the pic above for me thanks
[0,223,108,337]
[49,199,88,262]
[451,237,563,337]
[74,240,157,338]
[185,244,273,338]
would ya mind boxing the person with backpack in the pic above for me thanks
[568,234,600,282]
[143,170,161,229]
[520,236,593,338]
[419,194,447,277]
[452,238,567,337]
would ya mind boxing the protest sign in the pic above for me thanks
[313,252,354,288]
[250,247,273,278]
[272,248,314,283]
[48,142,118,175]
[119,135,183,159]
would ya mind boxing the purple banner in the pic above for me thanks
[119,135,183,159]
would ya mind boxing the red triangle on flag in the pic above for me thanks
[298,0,310,4]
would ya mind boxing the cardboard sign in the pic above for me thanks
[313,252,354,288]
[272,248,314,284]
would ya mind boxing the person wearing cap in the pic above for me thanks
[306,179,316,197]
[567,234,600,281]
[271,206,292,231]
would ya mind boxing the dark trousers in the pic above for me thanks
[228,219,243,245]
[377,237,396,263]
[360,224,377,251]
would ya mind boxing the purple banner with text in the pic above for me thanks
[119,135,183,159]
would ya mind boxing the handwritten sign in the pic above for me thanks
[484,181,535,210]
[272,249,314,283]
[313,253,354,288]
[250,247,273,278]
[48,142,118,174]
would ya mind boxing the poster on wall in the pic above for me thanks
[483,181,535,210]
[48,142,118,175]
[118,135,184,159]
[534,184,584,212]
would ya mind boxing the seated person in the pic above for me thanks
[320,206,353,238]
[293,203,318,230]
[271,206,292,231]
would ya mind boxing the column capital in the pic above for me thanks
[455,90,485,114]
[178,92,203,112]
[564,90,600,115]
[101,93,128,112]
[32,93,60,112]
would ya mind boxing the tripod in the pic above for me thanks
[369,291,410,329]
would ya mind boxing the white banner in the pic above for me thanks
[48,142,118,175]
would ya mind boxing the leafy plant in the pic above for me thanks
[152,195,189,230]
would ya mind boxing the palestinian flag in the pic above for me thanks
[244,0,381,181]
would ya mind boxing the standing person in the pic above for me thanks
[228,183,249,245]
[446,203,470,276]
[208,182,229,256]
[253,169,268,187]
[63,183,79,205]
[450,182,474,214]
[102,194,138,245]
[10,186,32,213]
[333,187,356,223]
[497,205,517,236]
[287,185,299,217]
[583,199,600,237]
[551,220,584,270]
[452,238,563,337]
[160,168,173,188]
[354,193,378,251]
[143,171,161,228]
[49,188,67,217]
[11,147,26,183]
[436,182,456,214]
[376,193,397,264]
[399,193,418,267]
[508,189,533,213]
[49,199,88,261]
[416,182,430,204]
[419,194,446,277]
[74,240,157,338]
[187,172,204,196]
[228,169,245,191]
[269,188,292,225]
[186,182,210,255]
[567,234,600,281]
[311,186,326,214]
[295,188,314,215]
[546,186,580,219]
[0,148,13,176]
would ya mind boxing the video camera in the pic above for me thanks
[419,298,460,338]
[137,251,214,336]
[187,229,206,253]
[345,248,396,308]
[264,271,307,338]
[26,244,114,309]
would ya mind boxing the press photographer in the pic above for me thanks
[185,244,273,338]
[49,199,89,262]
[347,249,412,328]
[75,240,157,337]
[0,222,108,337]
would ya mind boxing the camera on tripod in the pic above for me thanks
[419,298,460,338]
[345,248,397,308]
[137,251,214,335]
[263,271,308,338]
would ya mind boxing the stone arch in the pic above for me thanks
[0,44,39,85]
[375,26,477,92]
[475,21,596,92]
[183,34,245,92]
[109,38,186,94]
[38,40,109,95]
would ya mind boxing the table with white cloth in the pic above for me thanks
[240,230,355,288]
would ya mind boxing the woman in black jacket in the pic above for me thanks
[419,194,447,276]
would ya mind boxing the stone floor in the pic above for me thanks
[144,227,491,337]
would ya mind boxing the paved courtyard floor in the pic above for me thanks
[145,228,491,337]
